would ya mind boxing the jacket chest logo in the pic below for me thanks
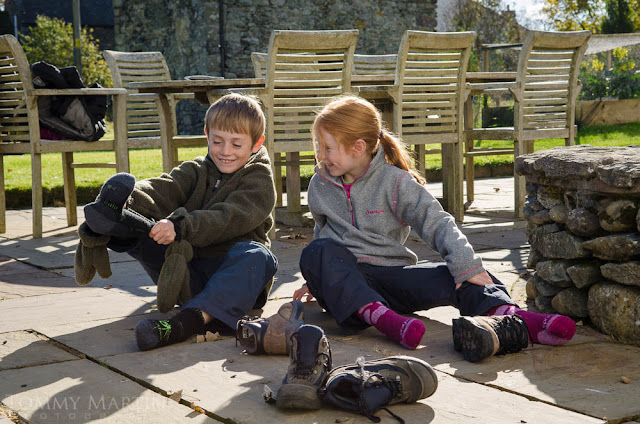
[365,210,384,215]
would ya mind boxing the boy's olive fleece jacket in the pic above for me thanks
[127,146,275,258]
[308,146,484,284]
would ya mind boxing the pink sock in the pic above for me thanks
[358,302,425,350]
[487,304,576,345]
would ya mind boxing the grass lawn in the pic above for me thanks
[3,122,640,207]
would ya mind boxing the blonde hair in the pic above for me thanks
[204,93,265,145]
[313,96,425,185]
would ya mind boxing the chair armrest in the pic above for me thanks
[173,92,195,101]
[26,88,128,97]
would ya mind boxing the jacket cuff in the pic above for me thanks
[168,216,184,241]
[453,263,485,284]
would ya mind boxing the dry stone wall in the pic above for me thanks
[112,0,437,133]
[516,145,640,346]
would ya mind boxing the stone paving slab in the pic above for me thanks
[34,311,171,359]
[0,288,152,333]
[57,260,156,302]
[0,331,78,370]
[0,359,218,423]
[0,229,131,270]
[102,335,602,424]
[436,341,640,421]
[0,256,79,300]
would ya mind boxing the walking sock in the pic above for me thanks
[134,308,205,351]
[487,304,576,345]
[357,301,425,350]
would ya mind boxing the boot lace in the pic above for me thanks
[494,315,531,355]
[355,357,405,424]
[291,335,332,380]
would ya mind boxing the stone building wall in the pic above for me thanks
[516,145,640,347]
[112,0,437,133]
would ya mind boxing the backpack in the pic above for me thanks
[30,61,107,142]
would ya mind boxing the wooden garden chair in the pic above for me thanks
[260,30,359,224]
[464,29,591,217]
[353,53,397,76]
[0,34,128,238]
[103,50,208,172]
[388,30,477,222]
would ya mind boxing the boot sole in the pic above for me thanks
[452,318,462,352]
[365,355,438,401]
[454,317,496,362]
[276,384,322,410]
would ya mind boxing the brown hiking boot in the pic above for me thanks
[452,315,530,362]
[236,300,304,355]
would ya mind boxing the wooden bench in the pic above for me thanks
[103,50,208,172]
[0,34,128,238]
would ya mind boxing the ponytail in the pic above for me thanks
[313,96,425,186]
[379,130,426,186]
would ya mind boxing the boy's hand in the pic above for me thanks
[293,284,315,302]
[456,270,493,290]
[150,219,176,245]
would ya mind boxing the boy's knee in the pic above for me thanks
[229,241,277,271]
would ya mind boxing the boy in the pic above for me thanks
[75,93,278,351]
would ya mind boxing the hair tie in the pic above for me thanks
[379,130,383,140]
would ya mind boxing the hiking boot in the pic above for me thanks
[84,172,155,238]
[323,355,438,422]
[236,300,305,355]
[452,315,530,362]
[276,324,332,410]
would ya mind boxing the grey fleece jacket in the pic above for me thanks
[308,146,484,284]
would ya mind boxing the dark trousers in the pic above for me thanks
[299,238,515,330]
[108,236,278,329]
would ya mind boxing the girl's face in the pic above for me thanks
[316,127,367,183]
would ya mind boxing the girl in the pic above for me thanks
[292,96,576,360]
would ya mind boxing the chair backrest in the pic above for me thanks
[262,29,359,154]
[103,50,175,142]
[251,52,268,78]
[394,30,477,144]
[0,34,35,145]
[353,54,397,76]
[515,30,591,136]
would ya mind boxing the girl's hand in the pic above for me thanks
[293,284,315,302]
[149,219,176,245]
[455,271,493,289]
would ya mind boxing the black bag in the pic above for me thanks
[30,61,107,141]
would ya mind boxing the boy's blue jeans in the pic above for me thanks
[109,237,278,329]
[299,238,515,331]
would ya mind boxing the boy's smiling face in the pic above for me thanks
[206,128,264,174]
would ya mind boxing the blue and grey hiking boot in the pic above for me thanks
[323,355,438,422]
[84,172,155,238]
[452,315,530,362]
[276,324,332,410]
[237,300,305,355]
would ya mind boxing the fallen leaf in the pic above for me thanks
[194,406,205,414]
[103,284,112,290]
[621,376,632,384]
[228,359,234,363]
[494,187,500,192]
[205,331,219,342]
[196,334,205,343]
[168,389,182,402]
